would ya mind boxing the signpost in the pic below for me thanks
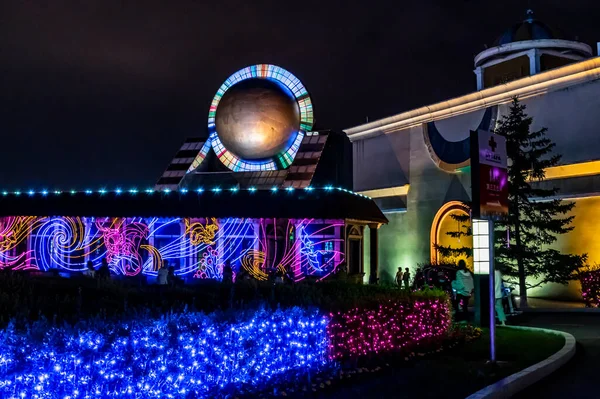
[470,129,509,363]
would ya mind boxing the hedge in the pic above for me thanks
[0,272,454,398]
[0,271,448,326]
[580,267,600,308]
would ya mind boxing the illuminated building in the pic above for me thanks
[0,64,386,282]
[345,11,600,299]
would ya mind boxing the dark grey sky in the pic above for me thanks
[1,0,599,189]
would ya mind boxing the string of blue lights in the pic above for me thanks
[0,308,330,398]
[0,186,370,199]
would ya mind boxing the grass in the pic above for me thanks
[309,327,565,399]
[463,327,565,370]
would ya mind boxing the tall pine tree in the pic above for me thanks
[494,98,586,307]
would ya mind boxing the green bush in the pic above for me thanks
[0,270,449,327]
[579,265,600,308]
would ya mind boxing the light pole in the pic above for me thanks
[470,129,508,363]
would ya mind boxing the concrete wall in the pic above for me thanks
[528,196,600,300]
[353,77,600,297]
[517,79,600,165]
[352,130,409,192]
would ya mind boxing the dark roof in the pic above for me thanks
[177,130,352,191]
[0,188,388,224]
[494,10,570,46]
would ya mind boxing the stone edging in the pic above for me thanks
[465,325,576,399]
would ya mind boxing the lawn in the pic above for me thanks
[306,327,565,399]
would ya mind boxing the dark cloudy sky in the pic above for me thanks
[1,0,599,190]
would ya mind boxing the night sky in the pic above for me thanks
[1,0,599,190]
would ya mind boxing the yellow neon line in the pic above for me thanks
[345,57,600,139]
[533,161,600,181]
[358,184,410,199]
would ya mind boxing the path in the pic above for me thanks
[512,312,600,399]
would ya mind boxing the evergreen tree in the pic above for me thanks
[493,98,586,307]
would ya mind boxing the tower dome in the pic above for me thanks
[494,10,569,46]
[474,10,593,90]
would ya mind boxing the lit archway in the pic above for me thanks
[430,201,472,269]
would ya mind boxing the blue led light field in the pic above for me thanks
[0,308,330,398]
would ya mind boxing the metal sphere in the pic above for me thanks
[215,79,300,160]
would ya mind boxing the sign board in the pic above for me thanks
[470,130,508,220]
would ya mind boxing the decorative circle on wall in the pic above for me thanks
[208,64,314,172]
[424,106,498,172]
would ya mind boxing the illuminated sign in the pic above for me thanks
[472,219,491,275]
[470,130,508,220]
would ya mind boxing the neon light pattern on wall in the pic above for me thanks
[195,64,314,173]
[0,216,343,281]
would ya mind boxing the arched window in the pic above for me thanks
[430,201,473,269]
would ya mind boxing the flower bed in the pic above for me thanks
[580,267,600,307]
[328,299,451,359]
[0,272,454,398]
[0,292,452,398]
[0,308,330,398]
[0,271,448,325]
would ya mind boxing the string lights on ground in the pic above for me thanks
[0,308,330,398]
[0,297,453,398]
[327,299,452,359]
[580,268,600,307]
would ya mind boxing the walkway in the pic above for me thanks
[512,312,600,398]
[521,297,585,309]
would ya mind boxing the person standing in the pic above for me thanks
[451,260,474,321]
[395,267,403,288]
[495,266,507,326]
[222,265,233,284]
[83,261,95,278]
[403,267,411,290]
[97,258,111,280]
[157,260,169,285]
[168,266,178,287]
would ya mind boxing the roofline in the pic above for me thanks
[474,39,593,67]
[0,189,388,224]
[344,57,600,142]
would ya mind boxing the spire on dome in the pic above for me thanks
[525,9,535,23]
[473,9,592,90]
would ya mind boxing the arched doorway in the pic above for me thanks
[430,201,473,270]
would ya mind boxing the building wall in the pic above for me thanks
[541,54,575,73]
[352,132,409,192]
[483,55,530,88]
[353,77,600,298]
[0,216,345,282]
[529,196,600,300]
[514,78,600,165]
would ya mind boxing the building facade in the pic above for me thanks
[345,12,600,299]
[0,190,385,282]
[0,64,387,283]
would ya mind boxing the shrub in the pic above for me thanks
[327,296,452,360]
[580,265,600,308]
[0,273,455,397]
[0,307,330,398]
[0,271,449,326]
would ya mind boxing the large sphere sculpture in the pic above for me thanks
[206,64,314,172]
[215,79,300,160]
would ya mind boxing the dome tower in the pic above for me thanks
[474,10,593,90]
